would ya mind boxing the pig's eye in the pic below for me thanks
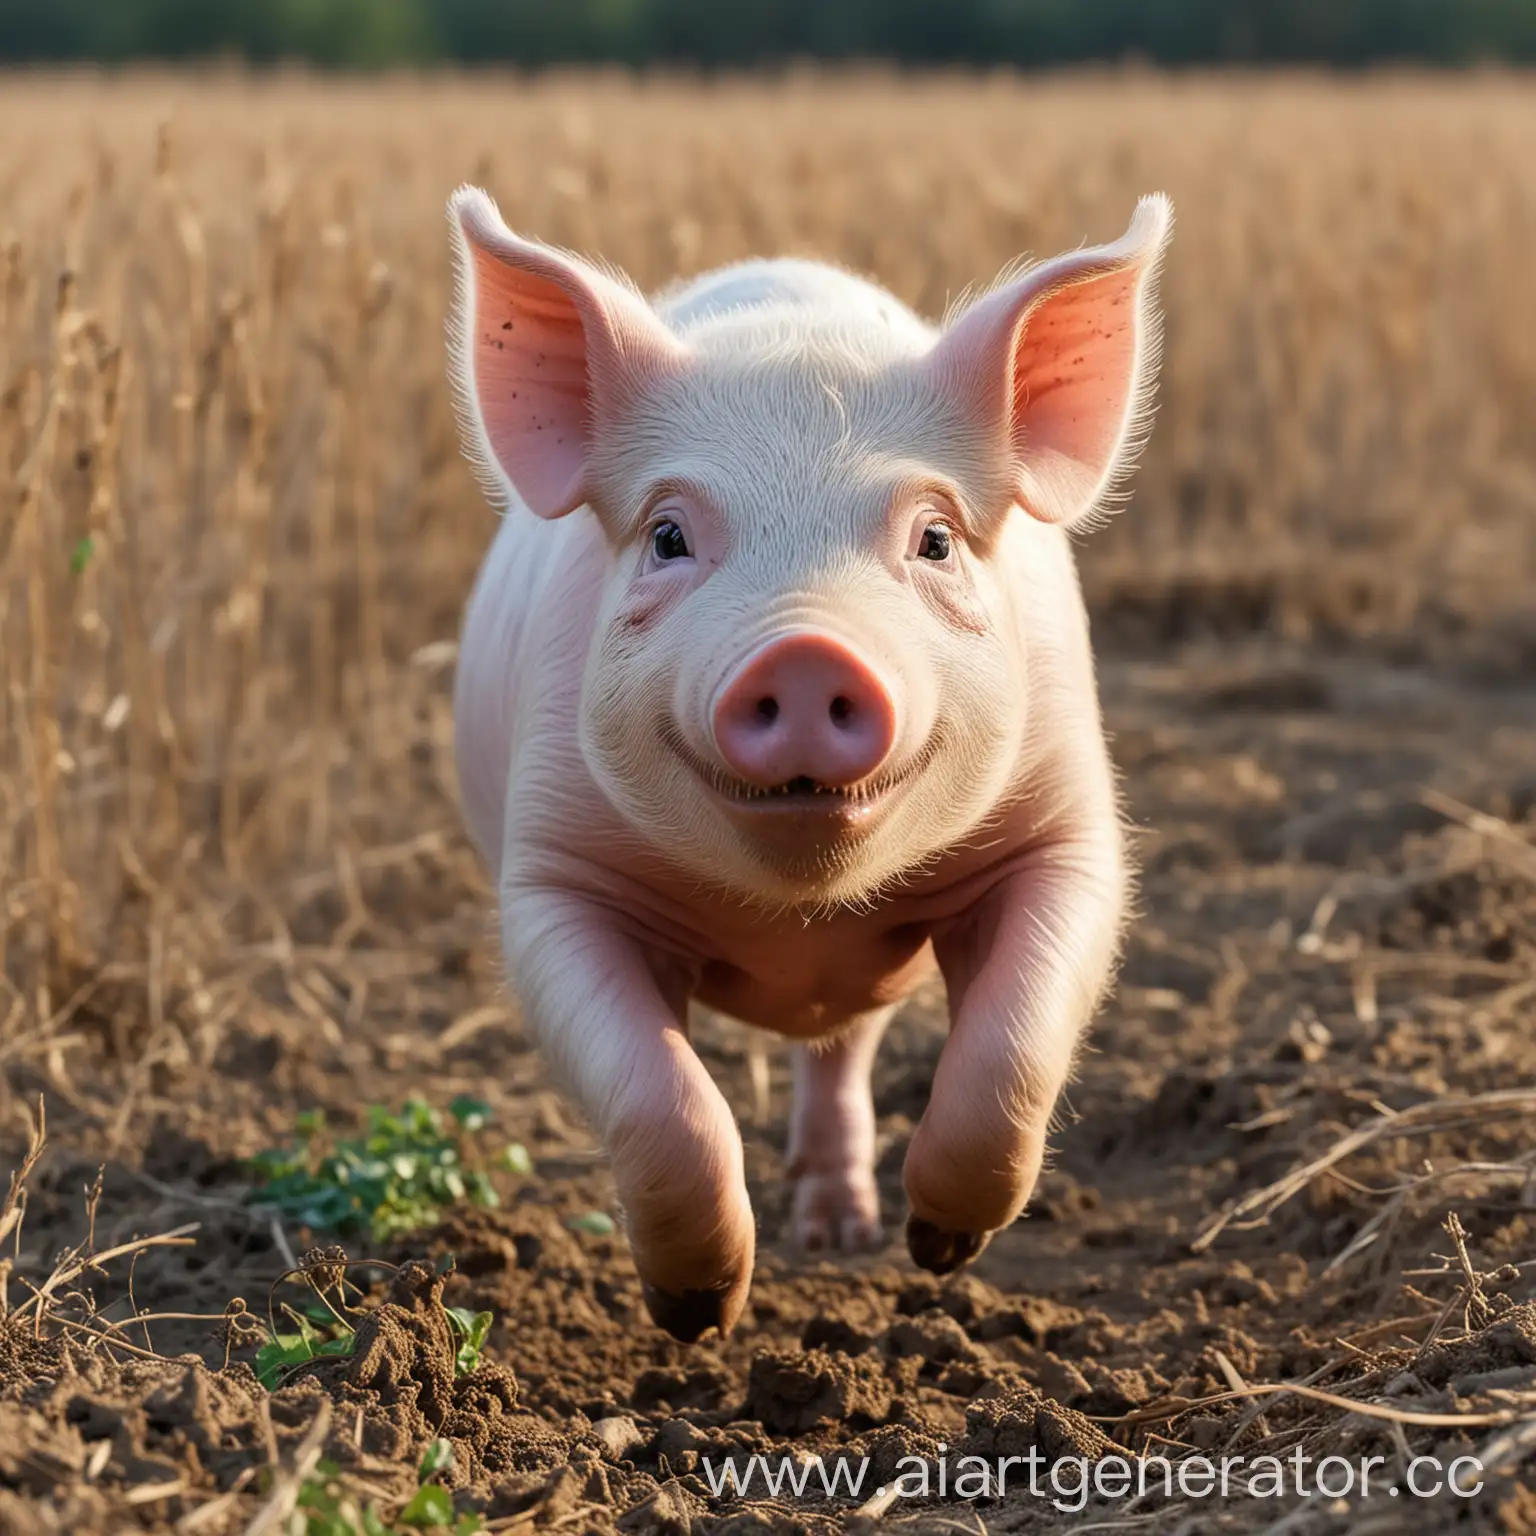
[917,524,952,562]
[651,519,692,562]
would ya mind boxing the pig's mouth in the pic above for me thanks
[726,773,890,810]
[660,724,934,824]
[747,775,860,800]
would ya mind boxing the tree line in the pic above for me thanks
[3,0,1534,68]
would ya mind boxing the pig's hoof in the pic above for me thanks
[641,1280,736,1343]
[791,1170,885,1255]
[906,1216,990,1275]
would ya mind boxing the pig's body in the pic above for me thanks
[447,188,1170,1341]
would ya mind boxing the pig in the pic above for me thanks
[446,184,1172,1342]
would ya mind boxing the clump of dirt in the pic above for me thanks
[745,1347,893,1434]
[1377,858,1536,971]
[959,1381,1111,1463]
[290,1258,570,1484]
[1416,1302,1536,1389]
[0,1340,274,1508]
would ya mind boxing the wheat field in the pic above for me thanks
[1,70,1534,1535]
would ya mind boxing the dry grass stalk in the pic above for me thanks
[1116,1376,1532,1434]
[1192,1087,1536,1253]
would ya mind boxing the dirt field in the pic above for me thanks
[1,71,1534,1534]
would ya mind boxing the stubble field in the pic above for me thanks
[1,69,1534,1535]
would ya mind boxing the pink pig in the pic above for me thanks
[446,185,1172,1341]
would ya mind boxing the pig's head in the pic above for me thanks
[448,187,1171,908]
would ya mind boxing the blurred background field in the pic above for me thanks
[0,35,1534,1536]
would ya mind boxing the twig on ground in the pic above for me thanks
[14,1222,199,1324]
[1193,1088,1536,1252]
[1212,1348,1271,1438]
[1321,1161,1534,1278]
[1115,1380,1520,1430]
[0,1095,46,1257]
[1418,788,1536,882]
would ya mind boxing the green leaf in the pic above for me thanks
[399,1483,456,1527]
[448,1095,491,1132]
[444,1307,492,1346]
[402,1098,441,1138]
[253,1330,354,1389]
[454,1516,486,1535]
[445,1307,493,1376]
[567,1210,616,1237]
[254,1333,311,1388]
[244,1145,307,1181]
[297,1476,336,1511]
[465,1173,498,1209]
[495,1143,533,1177]
[418,1437,455,1479]
[291,1189,364,1231]
[361,1507,391,1536]
[69,536,94,575]
[244,1099,510,1247]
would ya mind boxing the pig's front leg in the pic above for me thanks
[786,1007,894,1254]
[903,840,1125,1273]
[500,889,754,1341]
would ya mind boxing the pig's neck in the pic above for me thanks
[521,788,1071,1040]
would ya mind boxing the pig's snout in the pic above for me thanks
[712,632,896,789]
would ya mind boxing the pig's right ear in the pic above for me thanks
[928,194,1173,530]
[447,186,685,519]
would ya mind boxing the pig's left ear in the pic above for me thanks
[448,186,686,519]
[929,194,1173,529]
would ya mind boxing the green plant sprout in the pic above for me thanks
[244,1098,533,1244]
